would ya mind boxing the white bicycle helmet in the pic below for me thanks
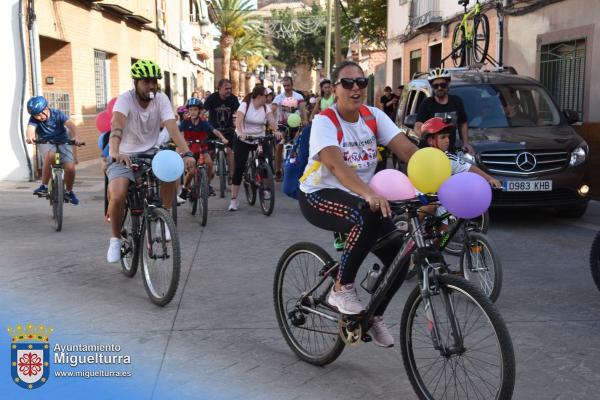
[428,67,451,81]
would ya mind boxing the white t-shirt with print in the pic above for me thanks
[237,101,271,138]
[447,152,472,174]
[113,90,175,155]
[300,105,400,195]
[273,91,305,124]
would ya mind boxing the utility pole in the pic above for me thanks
[324,0,333,78]
[334,0,342,65]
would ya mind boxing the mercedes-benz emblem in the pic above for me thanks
[516,152,537,172]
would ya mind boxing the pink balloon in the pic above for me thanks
[107,97,117,115]
[96,110,111,133]
[369,169,416,201]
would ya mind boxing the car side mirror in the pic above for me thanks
[404,114,417,129]
[564,110,579,124]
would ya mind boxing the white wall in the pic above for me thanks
[1,0,31,181]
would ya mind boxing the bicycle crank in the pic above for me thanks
[338,319,362,346]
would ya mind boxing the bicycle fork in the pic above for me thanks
[144,206,170,260]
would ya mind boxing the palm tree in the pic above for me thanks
[210,0,254,80]
[230,32,276,95]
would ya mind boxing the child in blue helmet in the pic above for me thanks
[26,96,83,204]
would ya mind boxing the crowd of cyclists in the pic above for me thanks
[25,58,506,350]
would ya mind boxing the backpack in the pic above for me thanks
[282,105,378,199]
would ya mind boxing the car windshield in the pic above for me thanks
[451,84,562,128]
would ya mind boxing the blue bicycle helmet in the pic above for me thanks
[187,98,203,108]
[27,96,48,115]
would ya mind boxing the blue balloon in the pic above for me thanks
[151,150,184,182]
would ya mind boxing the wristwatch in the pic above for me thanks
[181,151,194,158]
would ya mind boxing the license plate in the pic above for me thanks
[502,180,552,192]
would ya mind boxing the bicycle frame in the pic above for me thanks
[455,0,482,45]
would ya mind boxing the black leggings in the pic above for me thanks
[299,189,409,316]
[232,139,273,186]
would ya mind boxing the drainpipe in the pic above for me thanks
[20,0,33,180]
[28,0,43,95]
[496,1,504,67]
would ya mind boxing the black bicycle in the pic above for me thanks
[33,138,84,231]
[118,154,181,306]
[214,139,229,198]
[274,196,515,399]
[242,135,275,216]
[396,207,501,301]
[591,231,600,292]
[185,139,219,226]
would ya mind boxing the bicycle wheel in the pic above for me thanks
[444,211,489,256]
[472,13,490,64]
[258,162,275,216]
[141,207,181,306]
[198,167,209,226]
[243,157,257,205]
[401,274,515,400]
[120,204,140,278]
[218,150,227,198]
[459,232,503,302]
[52,172,64,232]
[590,232,600,292]
[451,24,466,68]
[187,172,198,216]
[274,242,345,366]
[171,190,178,226]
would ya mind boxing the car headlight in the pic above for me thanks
[570,142,588,166]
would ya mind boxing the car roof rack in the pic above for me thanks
[412,65,518,80]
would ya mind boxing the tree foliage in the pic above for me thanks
[340,0,387,49]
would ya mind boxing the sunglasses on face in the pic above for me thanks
[335,77,369,90]
[431,82,448,89]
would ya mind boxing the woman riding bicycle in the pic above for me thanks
[229,86,280,211]
[308,79,334,121]
[298,61,418,347]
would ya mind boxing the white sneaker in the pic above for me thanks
[228,198,239,211]
[107,237,122,263]
[176,195,186,205]
[155,222,171,241]
[327,284,365,315]
[370,316,394,348]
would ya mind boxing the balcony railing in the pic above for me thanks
[409,0,442,29]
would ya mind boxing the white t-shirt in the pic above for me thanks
[300,105,400,195]
[238,101,271,139]
[273,91,305,123]
[113,90,175,155]
[447,152,472,174]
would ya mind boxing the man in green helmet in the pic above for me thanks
[105,59,196,264]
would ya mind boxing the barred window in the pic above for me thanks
[94,50,110,112]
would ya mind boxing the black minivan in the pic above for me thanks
[396,69,591,217]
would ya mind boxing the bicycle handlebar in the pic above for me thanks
[34,138,85,146]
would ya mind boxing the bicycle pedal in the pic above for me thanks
[362,334,372,343]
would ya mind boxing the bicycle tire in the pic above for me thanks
[590,232,600,292]
[444,211,489,256]
[52,172,64,232]
[258,162,275,216]
[198,167,209,226]
[120,204,140,278]
[243,157,257,206]
[274,242,345,366]
[459,231,503,302]
[171,190,178,226]
[451,24,466,68]
[141,207,181,306]
[472,13,490,64]
[218,150,227,198]
[401,274,515,400]
[188,172,198,216]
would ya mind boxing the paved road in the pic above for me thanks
[1,162,599,399]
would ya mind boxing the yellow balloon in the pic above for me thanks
[407,148,452,193]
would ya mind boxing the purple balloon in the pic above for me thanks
[438,172,492,219]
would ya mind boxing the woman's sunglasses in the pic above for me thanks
[335,77,369,90]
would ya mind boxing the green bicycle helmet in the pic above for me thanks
[131,60,163,79]
[427,67,451,81]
